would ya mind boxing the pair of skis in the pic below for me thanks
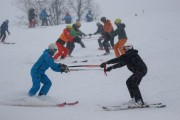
[101,103,166,111]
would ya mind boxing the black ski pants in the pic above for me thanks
[0,32,6,42]
[66,41,75,56]
[74,36,85,48]
[103,39,110,53]
[41,18,48,26]
[126,71,147,102]
[98,37,104,48]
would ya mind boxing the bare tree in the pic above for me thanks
[49,0,67,25]
[68,0,96,21]
[13,0,100,26]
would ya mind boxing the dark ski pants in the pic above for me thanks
[0,32,6,42]
[98,36,111,49]
[109,37,114,48]
[29,19,36,28]
[126,71,147,102]
[66,41,75,55]
[98,37,104,48]
[74,37,85,48]
[103,39,110,53]
[41,18,49,26]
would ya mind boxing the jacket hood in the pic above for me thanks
[126,49,138,57]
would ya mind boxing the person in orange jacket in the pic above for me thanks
[113,18,127,57]
[100,17,114,55]
[54,25,74,60]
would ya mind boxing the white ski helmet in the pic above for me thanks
[48,43,57,53]
[124,44,133,51]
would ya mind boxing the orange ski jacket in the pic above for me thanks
[59,28,74,42]
[103,19,113,33]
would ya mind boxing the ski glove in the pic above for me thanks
[100,62,106,68]
[106,66,114,72]
[60,64,69,73]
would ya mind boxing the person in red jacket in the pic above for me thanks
[54,25,74,60]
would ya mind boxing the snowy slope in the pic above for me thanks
[0,0,180,120]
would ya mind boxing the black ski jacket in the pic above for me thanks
[94,24,104,36]
[107,49,147,74]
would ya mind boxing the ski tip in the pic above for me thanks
[72,101,79,104]
[158,105,166,108]
[73,101,79,104]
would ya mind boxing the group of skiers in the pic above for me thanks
[93,17,127,57]
[97,17,147,106]
[61,10,94,24]
[28,16,148,107]
[53,21,87,60]
[28,8,94,28]
[0,15,147,107]
[28,8,51,28]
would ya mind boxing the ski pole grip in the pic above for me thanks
[104,64,107,76]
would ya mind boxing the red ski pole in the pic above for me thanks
[69,69,103,71]
[68,65,100,68]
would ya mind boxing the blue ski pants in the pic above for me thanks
[28,70,52,96]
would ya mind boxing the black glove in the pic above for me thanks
[100,62,106,68]
[60,64,69,73]
[106,66,114,72]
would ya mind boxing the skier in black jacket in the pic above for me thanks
[93,22,110,50]
[100,44,147,106]
[0,20,10,43]
[28,8,37,28]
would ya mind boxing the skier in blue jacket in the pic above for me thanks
[39,9,50,26]
[86,10,93,22]
[62,12,72,24]
[0,20,10,43]
[28,43,69,96]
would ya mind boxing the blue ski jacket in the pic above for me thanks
[39,10,49,20]
[31,49,61,74]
